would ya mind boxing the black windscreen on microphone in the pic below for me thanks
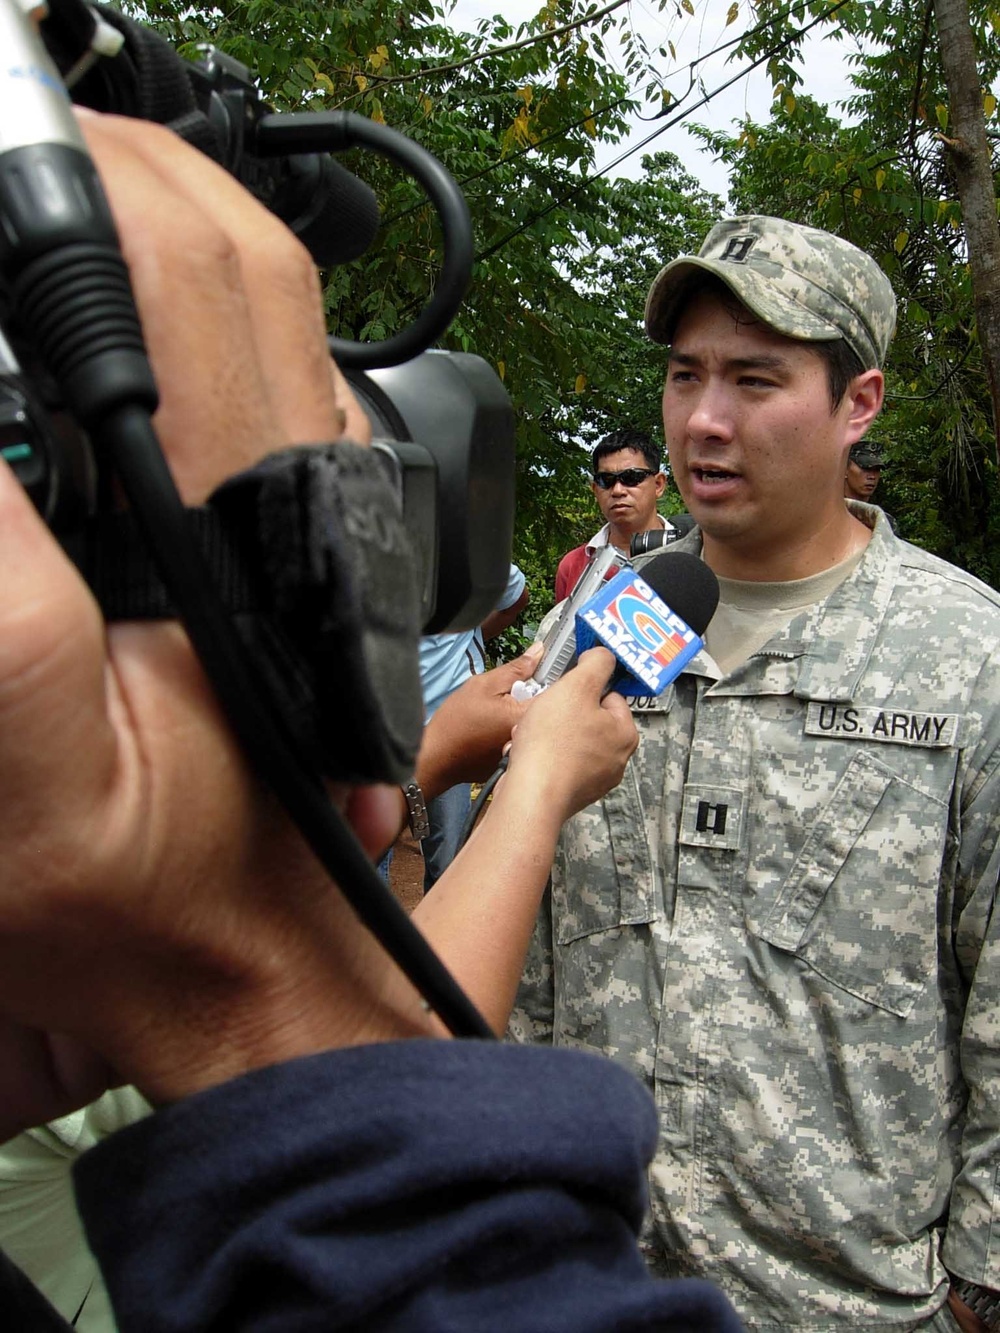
[638,551,720,636]
[574,550,720,698]
[42,0,381,269]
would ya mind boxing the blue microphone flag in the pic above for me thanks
[575,567,704,696]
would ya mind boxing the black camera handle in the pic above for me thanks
[254,112,474,369]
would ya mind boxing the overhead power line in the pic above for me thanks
[346,0,828,116]
[473,0,851,265]
[383,0,845,230]
[338,0,630,108]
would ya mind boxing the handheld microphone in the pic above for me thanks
[576,552,719,696]
[514,546,625,700]
[513,550,718,701]
[511,545,624,701]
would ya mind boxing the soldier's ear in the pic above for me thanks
[844,370,883,444]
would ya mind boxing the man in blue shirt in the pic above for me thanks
[416,563,528,889]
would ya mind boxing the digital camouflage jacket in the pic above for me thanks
[511,507,1000,1330]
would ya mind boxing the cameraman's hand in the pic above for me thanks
[76,111,371,494]
[413,647,637,1032]
[0,115,432,1142]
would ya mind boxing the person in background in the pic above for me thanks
[844,439,887,501]
[554,429,693,603]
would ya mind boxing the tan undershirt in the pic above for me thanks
[705,549,865,676]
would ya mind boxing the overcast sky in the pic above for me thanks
[448,0,859,199]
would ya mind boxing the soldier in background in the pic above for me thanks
[512,216,1000,1333]
[845,441,898,531]
[844,439,887,501]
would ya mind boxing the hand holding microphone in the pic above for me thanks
[467,550,717,849]
[503,646,639,819]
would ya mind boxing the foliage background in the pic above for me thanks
[129,0,1000,644]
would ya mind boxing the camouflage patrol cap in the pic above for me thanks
[849,441,888,468]
[645,215,897,369]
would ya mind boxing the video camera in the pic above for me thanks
[0,0,515,634]
[0,0,514,1037]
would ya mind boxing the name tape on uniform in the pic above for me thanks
[805,703,960,748]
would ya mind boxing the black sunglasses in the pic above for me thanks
[594,468,657,490]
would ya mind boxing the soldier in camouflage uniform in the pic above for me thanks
[510,216,1000,1332]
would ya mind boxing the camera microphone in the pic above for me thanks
[40,0,382,269]
[0,0,157,431]
[38,0,474,369]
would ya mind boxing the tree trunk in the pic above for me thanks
[933,0,1000,465]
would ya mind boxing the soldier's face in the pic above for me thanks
[846,460,881,498]
[662,293,862,575]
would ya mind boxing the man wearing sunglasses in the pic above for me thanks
[554,430,691,602]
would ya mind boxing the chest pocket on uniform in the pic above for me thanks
[552,757,658,945]
[749,749,948,1018]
